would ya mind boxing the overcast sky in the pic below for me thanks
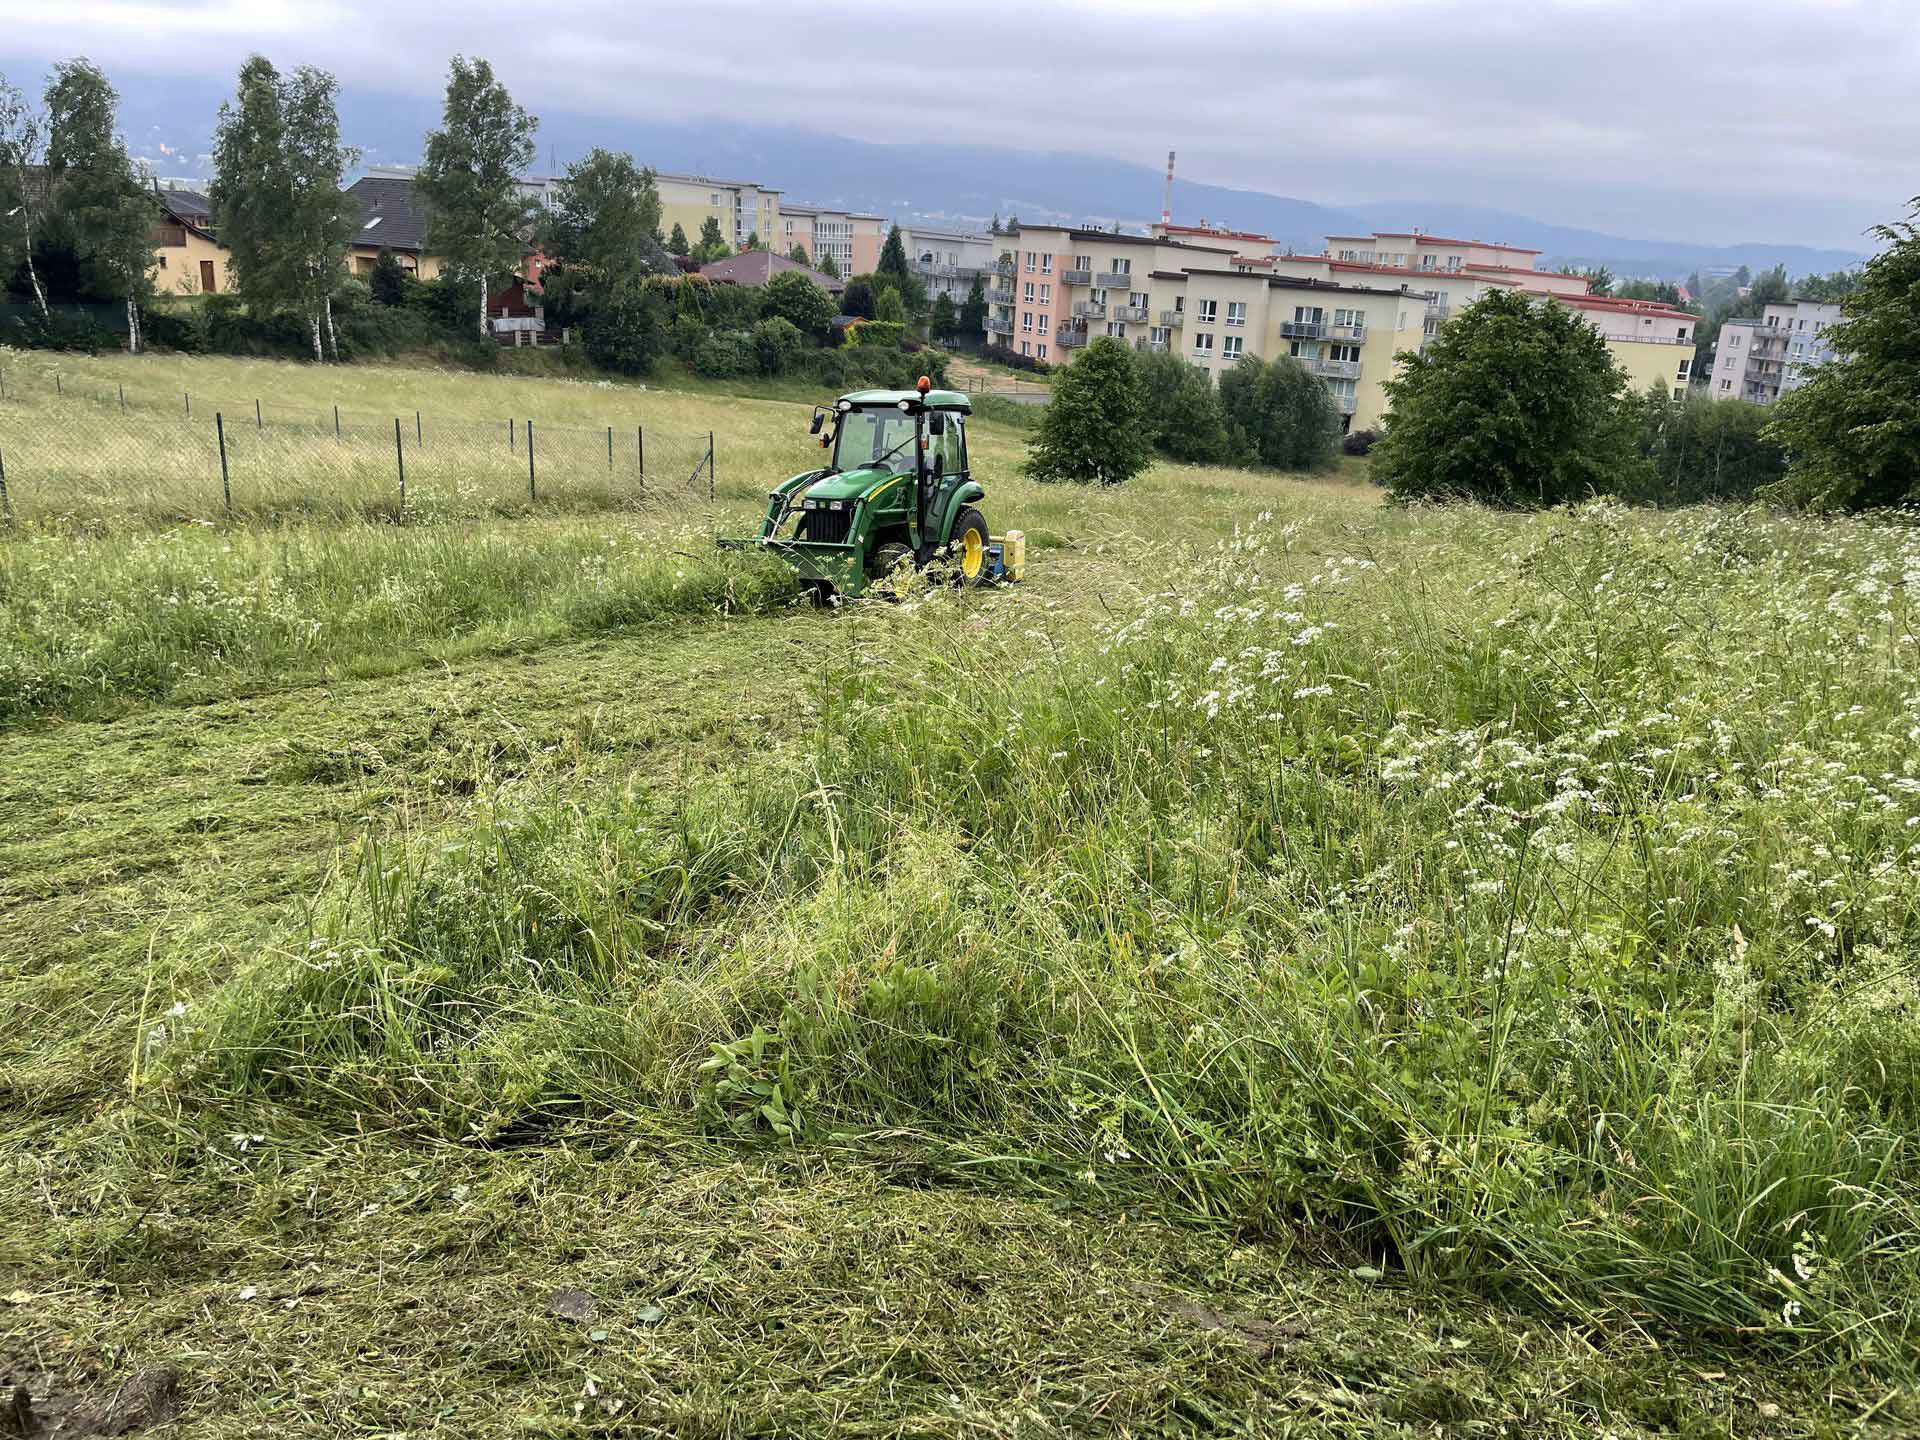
[0,0,1913,249]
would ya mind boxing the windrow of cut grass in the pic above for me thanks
[175,499,1920,1372]
[0,518,798,721]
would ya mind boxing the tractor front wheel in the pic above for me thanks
[948,507,990,587]
[869,541,916,599]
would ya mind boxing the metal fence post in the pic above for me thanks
[119,384,125,412]
[416,410,422,444]
[509,417,516,453]
[708,432,715,505]
[607,425,613,469]
[185,391,190,419]
[55,374,61,398]
[527,419,536,502]
[0,445,11,527]
[394,417,406,510]
[637,426,644,488]
[255,397,262,429]
[334,404,340,438]
[216,412,230,514]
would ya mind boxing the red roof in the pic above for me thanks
[1324,259,1519,287]
[1328,232,1541,255]
[1161,222,1272,244]
[699,250,845,293]
[1554,294,1695,321]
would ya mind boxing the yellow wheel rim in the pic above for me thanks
[960,527,984,579]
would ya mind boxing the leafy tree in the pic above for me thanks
[841,276,875,320]
[1005,214,1020,232]
[1616,278,1685,306]
[581,284,667,375]
[817,251,840,279]
[367,248,413,305]
[1558,264,1613,296]
[877,224,910,283]
[1747,264,1790,309]
[1619,381,1784,504]
[1136,349,1227,463]
[42,60,155,350]
[1027,335,1151,486]
[667,222,689,257]
[543,149,667,288]
[875,285,906,324]
[695,216,728,262]
[1766,197,1920,510]
[1374,289,1642,505]
[279,65,358,359]
[761,268,834,343]
[989,213,1001,235]
[750,315,802,375]
[0,74,50,316]
[1795,269,1861,303]
[211,58,289,303]
[1217,355,1340,471]
[929,291,956,341]
[744,230,761,251]
[787,242,808,264]
[418,55,538,337]
[959,275,987,341]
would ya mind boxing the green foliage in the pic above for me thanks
[817,251,840,280]
[693,328,755,378]
[418,55,538,335]
[1620,384,1785,504]
[367,249,414,306]
[874,286,906,325]
[1766,198,1920,510]
[541,149,670,302]
[841,277,875,320]
[1375,289,1642,506]
[760,269,834,343]
[876,225,910,285]
[1027,335,1151,486]
[1559,264,1613,296]
[1795,269,1862,303]
[959,276,987,341]
[667,222,689,258]
[581,284,667,376]
[1217,355,1340,471]
[749,315,803,376]
[695,216,728,263]
[39,60,154,340]
[1616,279,1684,306]
[667,311,706,361]
[929,292,957,342]
[1135,349,1227,463]
[847,319,904,349]
[787,243,808,264]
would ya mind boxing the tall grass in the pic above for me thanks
[185,498,1920,1362]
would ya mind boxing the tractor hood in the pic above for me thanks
[799,466,901,502]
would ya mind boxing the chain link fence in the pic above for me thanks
[0,373,719,526]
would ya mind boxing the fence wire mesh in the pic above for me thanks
[0,374,718,526]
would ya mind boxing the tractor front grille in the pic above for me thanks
[796,507,854,545]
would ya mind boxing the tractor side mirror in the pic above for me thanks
[809,407,826,435]
[928,413,946,436]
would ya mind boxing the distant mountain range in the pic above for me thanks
[102,71,1869,283]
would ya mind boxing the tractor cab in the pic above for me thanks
[719,379,1018,600]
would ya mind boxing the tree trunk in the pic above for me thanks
[125,296,140,354]
[323,295,338,362]
[310,312,324,363]
[478,274,488,338]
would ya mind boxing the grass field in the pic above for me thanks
[4,349,1919,1437]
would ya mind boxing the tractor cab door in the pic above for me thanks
[925,413,969,540]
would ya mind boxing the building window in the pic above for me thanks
[1193,332,1214,354]
[1021,340,1031,355]
[1109,257,1131,275]
[1677,359,1692,380]
[1720,378,1732,391]
[1419,254,1435,270]
[1226,301,1246,327]
[1329,343,1361,363]
[1196,299,1217,323]
[1150,327,1169,344]
[1294,305,1323,323]
[1038,315,1049,335]
[1223,335,1243,359]
[1423,318,1439,337]
[1038,284,1051,304]
[1041,253,1052,275]
[1173,296,1185,313]
[1025,251,1037,272]
[1021,311,1034,333]
[1038,344,1047,360]
[1334,307,1364,329]
[1023,281,1035,303]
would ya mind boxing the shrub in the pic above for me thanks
[803,348,852,389]
[982,344,1051,376]
[762,270,835,344]
[1137,349,1228,463]
[1622,387,1785,504]
[1027,336,1151,486]
[692,329,754,379]
[847,319,905,350]
[875,287,907,324]
[583,287,668,376]
[1343,428,1379,457]
[1374,289,1644,506]
[841,278,876,320]
[367,250,416,306]
[1218,355,1341,471]
[750,315,804,376]
[668,313,707,361]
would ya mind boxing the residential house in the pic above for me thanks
[780,203,888,276]
[698,248,845,295]
[149,187,230,295]
[343,167,442,279]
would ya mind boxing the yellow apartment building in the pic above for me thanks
[655,172,783,253]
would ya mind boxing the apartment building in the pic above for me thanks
[656,172,783,252]
[780,204,888,276]
[1714,299,1842,404]
[902,226,996,304]
[1558,294,1697,397]
[988,225,1234,360]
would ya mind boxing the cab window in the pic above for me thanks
[834,409,917,472]
[931,414,968,476]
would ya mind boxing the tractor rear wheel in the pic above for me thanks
[948,507,990,587]
[869,542,916,598]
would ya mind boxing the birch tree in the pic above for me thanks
[0,75,49,318]
[281,66,357,360]
[418,56,537,338]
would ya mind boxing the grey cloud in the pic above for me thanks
[0,0,1913,247]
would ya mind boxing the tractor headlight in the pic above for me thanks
[829,500,844,511]
[803,498,819,510]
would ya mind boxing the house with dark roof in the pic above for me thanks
[149,186,230,294]
[699,248,844,296]
[344,167,442,279]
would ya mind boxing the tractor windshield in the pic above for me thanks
[834,408,919,474]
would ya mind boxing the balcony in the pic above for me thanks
[1061,267,1092,285]
[1301,359,1361,379]
[1160,309,1184,327]
[1330,391,1358,415]
[1095,272,1131,288]
[986,316,1013,337]
[987,288,1013,306]
[1424,302,1449,319]
[1056,328,1088,349]
[1279,321,1325,339]
[1112,305,1149,323]
[1072,300,1107,320]
[1134,339,1168,354]
[1329,323,1367,341]
[994,256,1015,275]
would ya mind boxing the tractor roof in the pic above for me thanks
[840,388,973,413]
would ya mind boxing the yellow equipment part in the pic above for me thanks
[1002,529,1027,582]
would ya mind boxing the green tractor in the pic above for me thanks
[719,379,1015,601]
